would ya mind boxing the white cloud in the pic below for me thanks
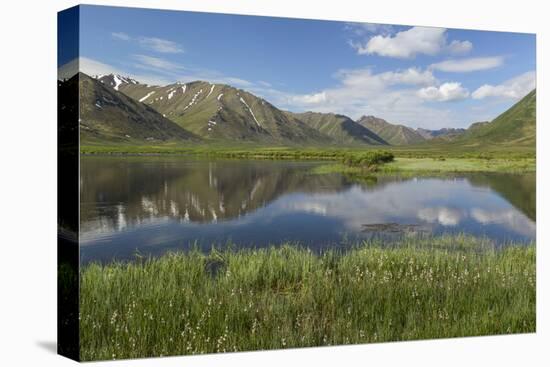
[111,32,131,41]
[269,179,476,232]
[345,22,394,37]
[208,76,253,87]
[472,71,536,100]
[447,40,473,55]
[418,207,463,226]
[287,68,437,107]
[133,54,185,72]
[337,67,437,88]
[430,56,504,73]
[111,32,184,53]
[291,91,328,105]
[378,68,437,86]
[138,37,184,53]
[273,66,463,128]
[417,82,470,102]
[470,208,535,236]
[351,26,472,58]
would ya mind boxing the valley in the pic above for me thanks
[67,72,536,172]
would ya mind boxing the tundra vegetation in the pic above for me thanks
[79,235,535,361]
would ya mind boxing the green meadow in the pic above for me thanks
[80,142,535,174]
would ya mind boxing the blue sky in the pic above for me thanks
[63,5,536,129]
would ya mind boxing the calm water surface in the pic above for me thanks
[80,156,536,263]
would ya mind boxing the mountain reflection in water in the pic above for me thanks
[80,156,535,263]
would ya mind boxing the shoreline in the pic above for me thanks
[80,149,536,173]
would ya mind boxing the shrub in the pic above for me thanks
[341,151,394,169]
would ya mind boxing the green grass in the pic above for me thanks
[381,157,535,173]
[80,142,534,173]
[80,142,534,158]
[80,143,380,160]
[80,236,535,361]
[310,156,535,177]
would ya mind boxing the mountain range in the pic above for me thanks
[97,74,333,145]
[63,72,535,148]
[416,127,467,141]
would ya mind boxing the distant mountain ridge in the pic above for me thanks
[96,73,387,145]
[291,112,388,145]
[416,127,466,140]
[357,115,426,145]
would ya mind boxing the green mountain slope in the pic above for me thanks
[357,115,425,145]
[100,75,332,145]
[77,73,198,143]
[290,112,388,145]
[457,89,536,147]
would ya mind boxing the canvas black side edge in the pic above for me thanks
[57,5,81,362]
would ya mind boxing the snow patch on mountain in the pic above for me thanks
[112,75,124,91]
[183,89,203,110]
[240,97,261,127]
[139,91,155,102]
[206,84,216,98]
